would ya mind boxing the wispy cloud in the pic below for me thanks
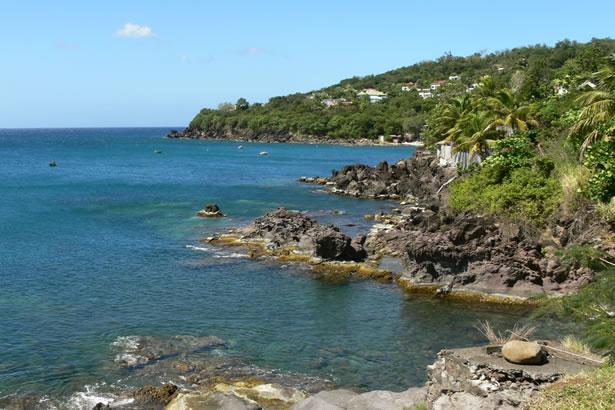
[244,47,267,56]
[179,54,191,63]
[114,23,154,38]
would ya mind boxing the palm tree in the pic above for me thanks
[571,63,615,157]
[446,112,499,159]
[432,94,473,139]
[485,89,539,135]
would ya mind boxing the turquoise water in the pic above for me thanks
[0,128,554,401]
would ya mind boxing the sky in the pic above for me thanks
[1,1,614,128]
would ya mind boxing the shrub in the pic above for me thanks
[450,166,562,222]
[583,140,615,202]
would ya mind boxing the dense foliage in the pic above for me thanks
[190,39,615,142]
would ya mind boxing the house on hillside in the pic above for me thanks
[430,80,447,91]
[436,141,483,168]
[577,80,597,90]
[322,98,351,107]
[401,82,416,92]
[358,88,388,103]
[555,85,569,95]
[418,89,433,99]
[448,74,461,81]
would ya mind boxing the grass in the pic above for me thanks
[529,366,615,410]
[474,321,535,345]
[561,336,593,355]
[597,197,615,223]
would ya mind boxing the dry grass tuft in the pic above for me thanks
[561,335,593,355]
[475,321,535,345]
[597,197,615,223]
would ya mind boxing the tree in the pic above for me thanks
[570,63,615,157]
[450,112,499,158]
[236,97,250,110]
[485,89,539,135]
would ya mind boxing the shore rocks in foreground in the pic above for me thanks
[242,208,368,262]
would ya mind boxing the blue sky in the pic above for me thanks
[1,1,613,128]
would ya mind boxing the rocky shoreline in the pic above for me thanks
[204,152,600,302]
[294,153,605,300]
[2,334,599,410]
[167,128,423,147]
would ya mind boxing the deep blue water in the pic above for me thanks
[0,128,554,402]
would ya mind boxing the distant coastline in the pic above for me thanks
[167,128,424,147]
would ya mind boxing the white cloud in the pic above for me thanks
[114,23,153,38]
[245,47,266,55]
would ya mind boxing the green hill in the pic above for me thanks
[185,38,615,141]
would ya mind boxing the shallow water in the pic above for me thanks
[0,128,564,402]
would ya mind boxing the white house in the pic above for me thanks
[448,74,460,81]
[418,89,433,99]
[358,88,387,102]
[436,141,483,168]
[322,98,350,107]
[577,80,597,90]
[555,85,569,95]
[401,82,416,92]
[430,80,447,91]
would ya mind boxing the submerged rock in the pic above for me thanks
[197,203,225,217]
[131,383,178,406]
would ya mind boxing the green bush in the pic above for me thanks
[583,140,615,202]
[450,164,561,222]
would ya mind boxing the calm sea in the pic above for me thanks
[0,128,555,405]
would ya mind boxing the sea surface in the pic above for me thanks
[0,128,566,405]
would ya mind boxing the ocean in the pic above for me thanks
[0,128,556,406]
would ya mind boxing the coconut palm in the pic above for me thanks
[485,89,539,135]
[571,64,615,157]
[447,112,499,158]
[432,94,473,139]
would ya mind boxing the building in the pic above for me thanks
[321,98,351,107]
[418,89,433,99]
[448,74,460,81]
[430,80,447,91]
[555,85,569,95]
[401,82,416,92]
[358,88,388,103]
[436,141,483,168]
[577,80,597,90]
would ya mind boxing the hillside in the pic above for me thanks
[179,38,615,142]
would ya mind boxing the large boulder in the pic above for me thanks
[501,341,547,365]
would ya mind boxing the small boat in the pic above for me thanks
[237,145,244,149]
[154,150,163,154]
[49,161,57,167]
[259,151,268,156]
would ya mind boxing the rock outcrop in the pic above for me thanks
[301,153,456,201]
[241,208,368,262]
[426,344,599,409]
[366,207,594,298]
